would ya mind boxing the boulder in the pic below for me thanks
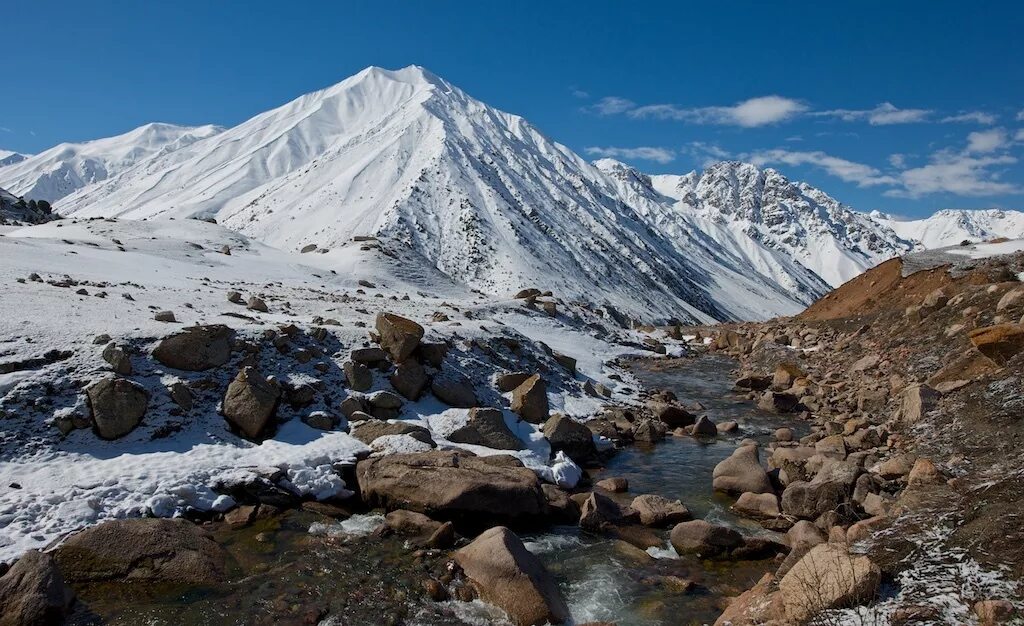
[734,374,771,391]
[778,543,881,622]
[246,296,268,312]
[774,427,794,442]
[690,415,718,437]
[713,572,784,626]
[647,401,695,428]
[629,494,691,527]
[449,408,525,450]
[55,518,228,584]
[496,372,532,393]
[351,420,434,447]
[552,351,576,374]
[86,376,149,439]
[968,323,1024,365]
[907,458,943,486]
[350,347,388,365]
[154,310,176,322]
[152,324,234,371]
[850,354,881,373]
[357,451,545,520]
[343,360,373,392]
[670,520,743,558]
[454,526,570,626]
[543,414,597,463]
[974,599,1017,625]
[596,477,628,493]
[773,362,805,390]
[0,550,74,626]
[384,509,443,537]
[894,384,940,425]
[712,445,773,495]
[758,391,800,413]
[101,342,132,375]
[368,390,403,409]
[578,492,624,531]
[873,453,917,480]
[732,492,781,520]
[222,366,280,440]
[781,460,860,520]
[996,286,1024,312]
[375,312,424,362]
[632,418,667,443]
[510,374,549,423]
[390,360,429,400]
[431,371,478,408]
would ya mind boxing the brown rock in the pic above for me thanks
[670,520,743,557]
[496,372,533,392]
[86,376,149,439]
[390,359,429,400]
[343,360,373,392]
[152,324,234,371]
[449,408,525,450]
[968,323,1024,365]
[222,366,280,440]
[431,371,478,408]
[511,374,549,423]
[351,419,434,446]
[0,550,74,626]
[712,445,773,495]
[629,494,691,527]
[596,476,628,492]
[732,492,781,520]
[375,312,424,362]
[778,543,880,622]
[543,413,596,463]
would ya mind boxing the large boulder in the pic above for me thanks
[778,543,881,622]
[357,451,546,521]
[772,362,805,390]
[0,550,74,626]
[732,492,781,520]
[578,491,624,531]
[390,360,429,400]
[543,414,597,463]
[712,445,773,495]
[781,460,861,520]
[449,408,525,450]
[152,324,234,371]
[222,366,280,440]
[894,383,940,425]
[629,494,691,527]
[55,518,228,584]
[758,391,800,413]
[670,519,743,558]
[86,376,149,439]
[510,374,549,423]
[375,313,424,363]
[431,371,478,408]
[647,401,695,428]
[713,572,784,626]
[454,526,570,626]
[343,360,373,392]
[968,324,1024,365]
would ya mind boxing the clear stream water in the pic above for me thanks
[67,354,801,626]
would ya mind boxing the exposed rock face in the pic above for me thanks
[222,366,280,439]
[670,519,743,557]
[375,312,424,362]
[630,494,691,527]
[712,445,773,495]
[454,526,570,626]
[448,408,524,450]
[968,323,1024,364]
[510,374,549,423]
[778,543,881,622]
[357,451,545,521]
[55,518,228,584]
[543,413,597,463]
[152,324,234,371]
[0,550,74,626]
[86,376,149,439]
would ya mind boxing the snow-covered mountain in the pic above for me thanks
[643,161,912,288]
[869,208,1024,249]
[0,150,30,168]
[55,66,831,323]
[0,123,223,202]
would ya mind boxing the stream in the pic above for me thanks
[65,354,801,626]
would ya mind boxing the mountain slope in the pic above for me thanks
[870,208,1024,249]
[0,123,223,202]
[56,66,826,323]
[0,150,30,168]
[646,161,912,288]
[0,186,57,225]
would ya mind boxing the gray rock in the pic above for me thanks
[375,312,424,362]
[343,360,373,392]
[222,366,280,440]
[86,376,149,439]
[152,325,234,371]
[431,371,478,408]
[0,550,74,626]
[101,342,132,375]
[543,413,597,463]
[449,408,525,450]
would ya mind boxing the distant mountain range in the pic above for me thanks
[2,66,1021,321]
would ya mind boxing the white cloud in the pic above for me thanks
[965,128,1008,153]
[1017,109,1024,121]
[888,151,1018,198]
[1016,129,1024,142]
[571,88,590,99]
[629,95,807,127]
[746,149,897,187]
[589,96,636,115]
[814,102,932,125]
[941,111,997,124]
[584,146,676,164]
[889,153,907,168]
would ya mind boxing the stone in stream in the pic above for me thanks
[543,413,597,464]
[670,519,743,558]
[357,451,545,521]
[152,324,234,371]
[578,492,624,531]
[690,415,718,437]
[629,494,691,527]
[86,376,149,439]
[712,445,773,495]
[454,526,570,626]
[647,401,695,428]
[0,550,75,626]
[732,492,782,520]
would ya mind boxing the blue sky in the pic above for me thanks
[2,0,1022,217]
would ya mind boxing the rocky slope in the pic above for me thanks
[0,186,57,225]
[700,243,1024,624]
[0,122,223,202]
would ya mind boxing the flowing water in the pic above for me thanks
[66,354,801,625]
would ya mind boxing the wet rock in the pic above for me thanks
[648,401,695,428]
[578,492,624,531]
[391,360,429,400]
[343,360,373,392]
[712,445,773,495]
[152,325,234,371]
[375,312,424,362]
[0,550,74,626]
[778,543,880,622]
[713,572,783,626]
[632,418,667,443]
[734,374,771,391]
[357,451,545,520]
[732,492,781,520]
[670,520,743,558]
[385,509,443,537]
[690,415,718,437]
[56,519,228,585]
[596,476,628,492]
[431,371,478,408]
[449,408,525,450]
[222,366,280,440]
[86,376,149,439]
[774,427,794,442]
[454,526,570,626]
[629,494,691,527]
[543,413,596,463]
[101,342,132,375]
[510,374,549,423]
